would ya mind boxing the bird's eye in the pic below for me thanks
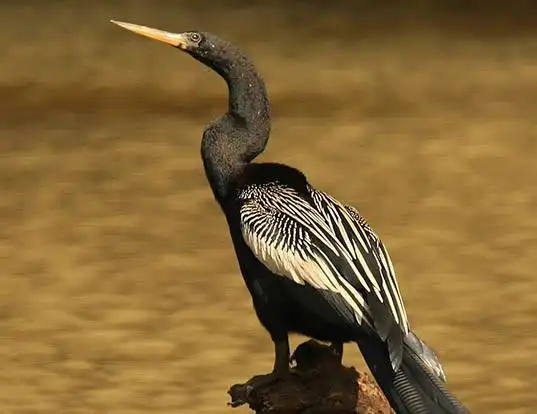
[189,33,201,43]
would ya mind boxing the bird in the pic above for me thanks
[111,20,469,414]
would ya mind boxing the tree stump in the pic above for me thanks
[228,340,392,414]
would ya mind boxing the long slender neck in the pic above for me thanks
[224,62,270,141]
[199,47,271,203]
[221,54,271,159]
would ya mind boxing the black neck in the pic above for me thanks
[226,59,271,140]
[199,48,271,203]
[215,53,271,158]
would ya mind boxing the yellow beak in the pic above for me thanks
[110,20,188,49]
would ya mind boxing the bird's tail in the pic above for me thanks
[357,333,469,414]
[404,330,447,383]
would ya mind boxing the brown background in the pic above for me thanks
[1,1,536,413]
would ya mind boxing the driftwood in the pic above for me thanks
[228,340,391,414]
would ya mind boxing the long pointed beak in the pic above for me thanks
[110,20,188,49]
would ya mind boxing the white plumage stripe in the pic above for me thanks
[319,197,410,335]
[239,182,410,337]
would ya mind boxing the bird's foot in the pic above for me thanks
[228,370,288,408]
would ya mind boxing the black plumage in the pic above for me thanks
[111,20,469,414]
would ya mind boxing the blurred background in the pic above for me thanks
[1,1,536,413]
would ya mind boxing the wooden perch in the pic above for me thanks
[228,339,392,414]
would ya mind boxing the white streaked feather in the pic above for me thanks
[241,186,382,297]
[313,193,410,334]
[240,182,410,338]
[240,189,374,328]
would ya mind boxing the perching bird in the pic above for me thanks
[111,20,469,414]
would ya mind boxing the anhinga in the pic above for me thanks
[111,20,469,414]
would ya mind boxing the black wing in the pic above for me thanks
[308,187,409,336]
[239,183,409,369]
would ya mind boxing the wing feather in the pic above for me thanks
[240,187,374,328]
[342,202,409,334]
[239,183,410,364]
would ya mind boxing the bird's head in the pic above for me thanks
[110,20,237,74]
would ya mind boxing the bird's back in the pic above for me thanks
[233,162,311,198]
